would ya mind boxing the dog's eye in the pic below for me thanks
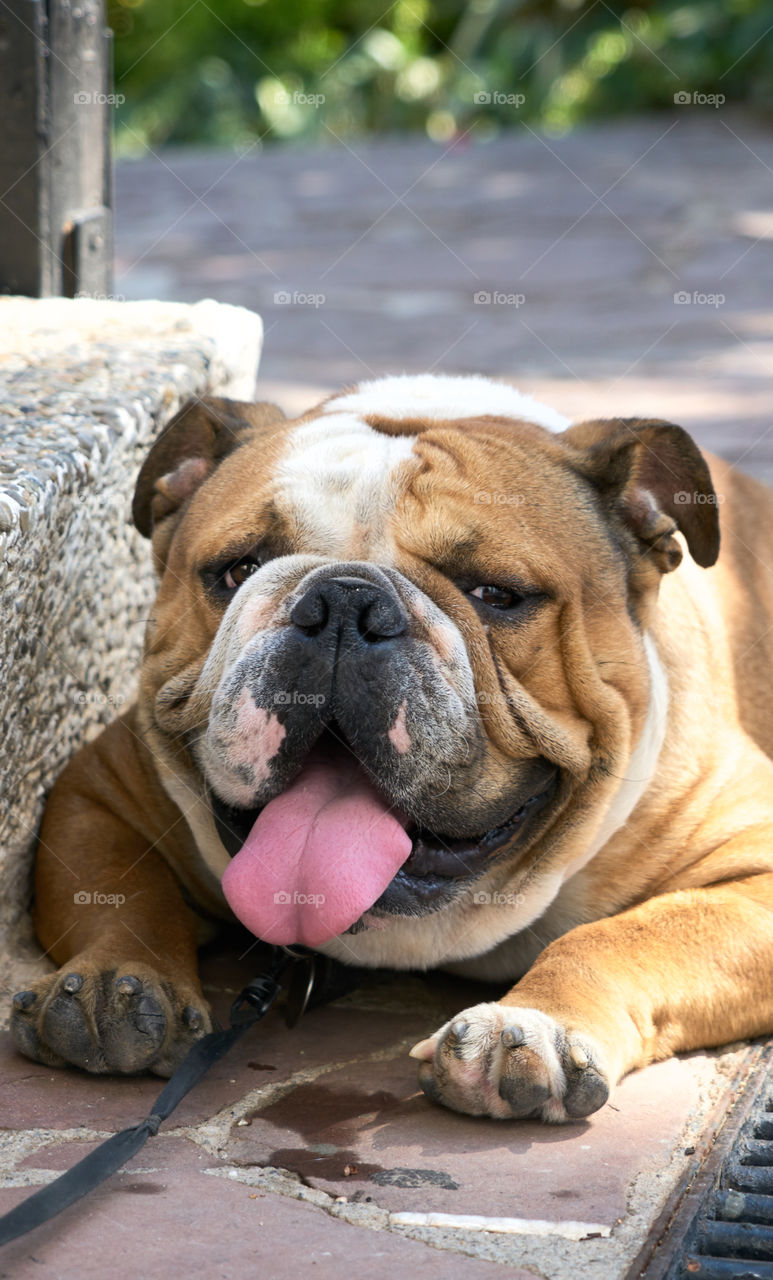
[200,546,276,602]
[469,584,521,610]
[224,559,261,590]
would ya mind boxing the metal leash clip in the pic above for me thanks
[280,945,317,1027]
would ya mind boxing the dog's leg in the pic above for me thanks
[10,716,214,1076]
[412,866,773,1121]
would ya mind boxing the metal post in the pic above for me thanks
[0,0,113,297]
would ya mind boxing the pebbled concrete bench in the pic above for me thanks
[0,297,263,1002]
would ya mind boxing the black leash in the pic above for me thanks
[0,946,353,1249]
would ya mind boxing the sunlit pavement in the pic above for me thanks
[114,113,773,477]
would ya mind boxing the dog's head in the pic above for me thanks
[132,375,719,968]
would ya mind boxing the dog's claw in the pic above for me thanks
[61,973,84,995]
[116,975,142,996]
[12,990,37,1012]
[182,1005,203,1030]
[501,1025,525,1049]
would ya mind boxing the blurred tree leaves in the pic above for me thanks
[108,0,773,151]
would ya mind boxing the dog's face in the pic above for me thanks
[133,376,719,969]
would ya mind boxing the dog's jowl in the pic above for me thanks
[12,374,773,1122]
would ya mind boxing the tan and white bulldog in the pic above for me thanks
[12,374,773,1122]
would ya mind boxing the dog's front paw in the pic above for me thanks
[410,1002,610,1122]
[11,957,212,1077]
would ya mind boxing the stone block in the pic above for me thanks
[0,297,262,997]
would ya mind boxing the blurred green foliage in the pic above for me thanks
[109,0,773,151]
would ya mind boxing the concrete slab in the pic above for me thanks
[223,1048,723,1227]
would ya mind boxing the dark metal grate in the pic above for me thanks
[669,1083,773,1279]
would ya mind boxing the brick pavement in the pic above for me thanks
[114,111,773,475]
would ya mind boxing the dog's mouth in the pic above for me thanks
[371,769,557,919]
[211,725,558,947]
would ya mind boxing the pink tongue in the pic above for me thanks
[221,753,413,946]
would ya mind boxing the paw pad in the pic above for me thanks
[10,961,212,1077]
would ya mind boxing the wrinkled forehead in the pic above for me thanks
[272,411,418,560]
[175,377,580,569]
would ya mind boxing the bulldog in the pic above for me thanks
[11,374,773,1122]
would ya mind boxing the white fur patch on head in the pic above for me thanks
[274,375,570,560]
[324,374,570,434]
[275,412,418,558]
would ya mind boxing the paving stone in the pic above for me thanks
[0,1003,420,1135]
[223,1039,733,1228]
[0,944,493,1132]
[0,1137,517,1280]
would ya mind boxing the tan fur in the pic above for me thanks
[15,389,773,1112]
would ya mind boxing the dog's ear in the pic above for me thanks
[132,396,285,538]
[562,417,720,574]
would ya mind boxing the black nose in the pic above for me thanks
[290,576,407,644]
